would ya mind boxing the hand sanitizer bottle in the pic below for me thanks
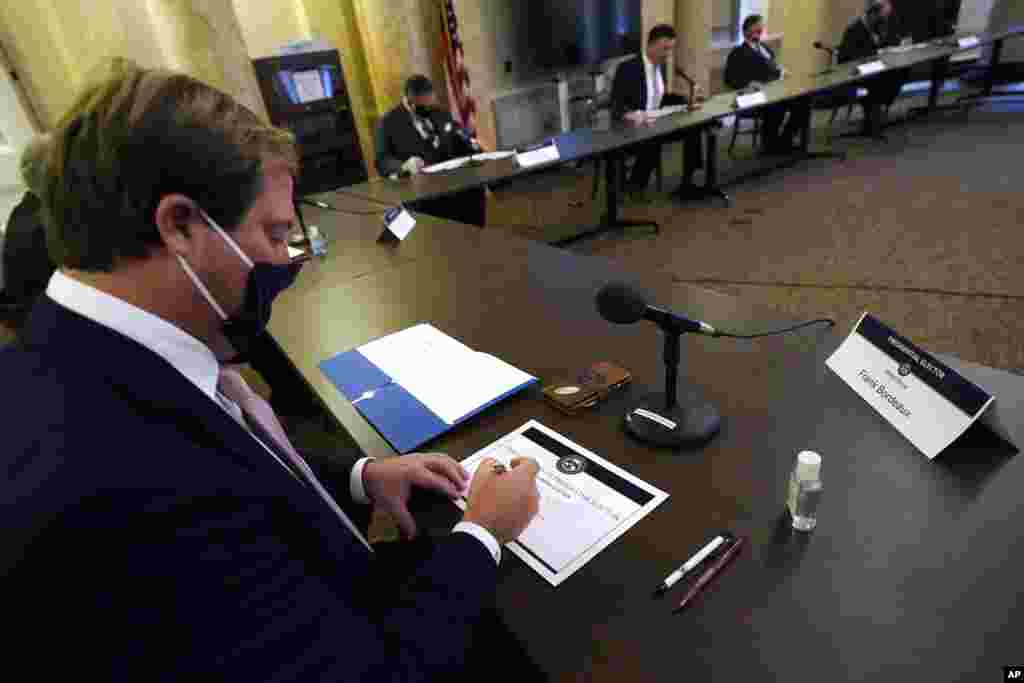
[786,451,823,532]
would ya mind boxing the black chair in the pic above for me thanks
[580,91,664,200]
[728,111,762,157]
[809,86,865,141]
[812,42,895,142]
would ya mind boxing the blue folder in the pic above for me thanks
[319,344,537,454]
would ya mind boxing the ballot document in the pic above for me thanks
[456,421,669,586]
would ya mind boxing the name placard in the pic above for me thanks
[736,91,767,109]
[958,36,980,49]
[826,313,994,459]
[381,205,417,241]
[857,60,887,76]
[516,143,560,168]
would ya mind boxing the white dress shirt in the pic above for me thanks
[45,271,500,563]
[642,52,665,111]
[751,41,773,63]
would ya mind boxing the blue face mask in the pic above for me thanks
[177,210,302,360]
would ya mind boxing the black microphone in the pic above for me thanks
[595,282,722,449]
[446,121,481,152]
[596,282,718,336]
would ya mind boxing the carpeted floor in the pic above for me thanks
[488,93,1024,372]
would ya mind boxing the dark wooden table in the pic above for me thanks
[270,208,1024,681]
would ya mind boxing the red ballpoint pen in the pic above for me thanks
[673,536,745,613]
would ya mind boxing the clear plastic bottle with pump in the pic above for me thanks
[308,224,328,257]
[786,451,823,531]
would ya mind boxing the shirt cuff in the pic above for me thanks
[453,522,501,565]
[350,457,374,504]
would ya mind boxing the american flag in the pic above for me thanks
[441,0,477,132]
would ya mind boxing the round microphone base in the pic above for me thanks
[624,393,721,449]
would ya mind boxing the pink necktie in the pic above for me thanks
[652,65,662,109]
[218,367,302,467]
[217,367,373,551]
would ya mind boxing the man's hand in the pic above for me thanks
[462,457,540,544]
[624,110,652,126]
[363,454,468,539]
[401,156,426,175]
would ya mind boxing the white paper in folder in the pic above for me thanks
[356,324,535,425]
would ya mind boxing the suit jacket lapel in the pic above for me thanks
[24,297,301,483]
[749,42,772,65]
[637,57,648,109]
[25,296,375,559]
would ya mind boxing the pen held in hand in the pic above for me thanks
[673,536,745,614]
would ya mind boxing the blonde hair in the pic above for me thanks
[26,58,297,271]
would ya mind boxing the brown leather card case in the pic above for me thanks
[542,362,632,415]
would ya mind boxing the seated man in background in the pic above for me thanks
[0,136,55,327]
[376,74,487,226]
[2,58,542,681]
[725,14,811,154]
[610,23,707,200]
[838,0,908,137]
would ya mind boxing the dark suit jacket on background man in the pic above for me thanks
[0,192,53,320]
[724,41,783,91]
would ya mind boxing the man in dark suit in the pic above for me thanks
[0,191,51,321]
[838,0,908,136]
[610,24,707,200]
[725,15,811,154]
[0,136,54,326]
[2,58,541,681]
[375,75,487,226]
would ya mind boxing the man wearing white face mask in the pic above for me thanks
[2,59,542,682]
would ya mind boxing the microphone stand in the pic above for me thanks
[625,319,721,449]
[293,199,326,257]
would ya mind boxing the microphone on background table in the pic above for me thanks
[596,282,722,449]
[446,121,482,153]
